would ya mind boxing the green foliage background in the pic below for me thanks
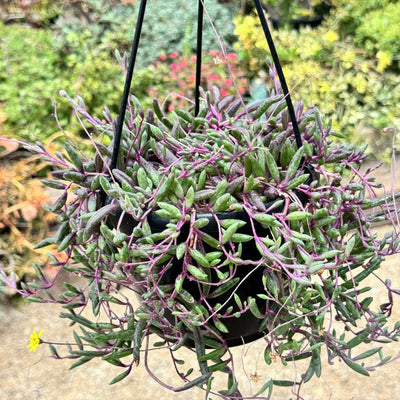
[0,0,399,158]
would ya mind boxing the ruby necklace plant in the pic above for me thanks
[1,0,400,398]
[2,79,400,398]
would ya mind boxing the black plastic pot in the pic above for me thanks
[105,169,313,347]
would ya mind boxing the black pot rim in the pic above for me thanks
[106,164,314,235]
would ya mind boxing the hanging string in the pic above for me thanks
[195,0,204,116]
[110,0,303,172]
[253,0,303,149]
[111,0,147,171]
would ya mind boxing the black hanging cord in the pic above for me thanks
[110,0,302,172]
[195,0,204,116]
[111,0,147,171]
[254,0,303,149]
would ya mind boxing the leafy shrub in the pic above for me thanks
[354,3,400,70]
[233,14,400,159]
[262,0,333,25]
[0,23,64,141]
[329,0,400,71]
[329,0,393,35]
[0,0,240,141]
[51,0,240,69]
[51,0,135,62]
[129,0,239,68]
[0,20,125,142]
[0,0,63,26]
[59,49,125,134]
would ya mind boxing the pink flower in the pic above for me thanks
[228,53,237,60]
[191,56,197,62]
[224,78,232,86]
[160,54,167,61]
[209,50,219,56]
[179,80,186,87]
[171,64,179,71]
[179,61,187,68]
[221,88,229,96]
[209,74,219,81]
[170,52,179,59]
[239,87,245,94]
[188,74,195,82]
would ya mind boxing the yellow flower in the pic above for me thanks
[376,50,392,73]
[323,30,339,43]
[27,329,44,352]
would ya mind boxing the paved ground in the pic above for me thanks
[1,162,400,400]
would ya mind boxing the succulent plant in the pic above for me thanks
[2,66,400,398]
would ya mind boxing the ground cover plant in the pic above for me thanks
[233,9,400,160]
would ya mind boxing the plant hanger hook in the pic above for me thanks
[111,0,147,172]
[253,0,303,149]
[111,0,303,173]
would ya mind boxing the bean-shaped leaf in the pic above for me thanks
[346,330,370,349]
[214,319,229,334]
[211,180,228,203]
[57,232,75,252]
[176,243,186,260]
[194,189,215,202]
[222,221,243,244]
[187,265,209,281]
[285,145,304,181]
[156,202,182,220]
[284,173,310,191]
[83,203,120,241]
[231,233,253,242]
[253,213,277,225]
[45,192,67,213]
[209,278,240,298]
[344,358,370,376]
[34,237,56,249]
[109,368,131,385]
[190,249,210,268]
[248,296,264,318]
[214,193,231,212]
[273,380,295,387]
[65,141,83,171]
[175,274,184,293]
[255,379,273,397]
[41,179,67,190]
[265,148,280,181]
[193,218,210,229]
[286,211,312,221]
[353,347,382,361]
[133,318,147,365]
[253,94,283,120]
[185,186,195,208]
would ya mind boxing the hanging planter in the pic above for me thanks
[92,0,317,347]
[103,125,314,347]
[2,0,400,399]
